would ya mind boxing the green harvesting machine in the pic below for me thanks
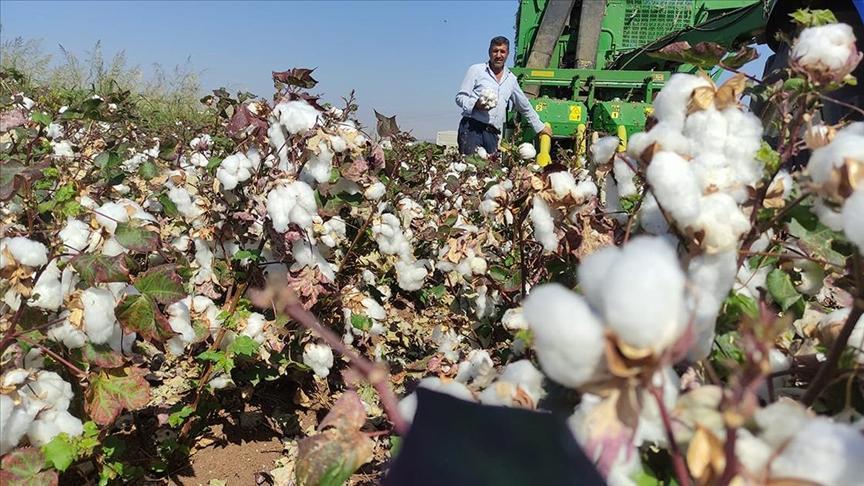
[509,0,771,163]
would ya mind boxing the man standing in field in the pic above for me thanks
[455,36,551,156]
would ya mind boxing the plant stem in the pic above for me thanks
[650,386,691,486]
[17,336,87,378]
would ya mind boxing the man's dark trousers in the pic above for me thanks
[457,117,498,156]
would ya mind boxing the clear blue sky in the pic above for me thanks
[2,1,771,140]
[1,0,519,140]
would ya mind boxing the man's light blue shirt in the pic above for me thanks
[455,63,546,135]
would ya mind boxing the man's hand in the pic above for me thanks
[473,99,488,112]
[539,125,553,137]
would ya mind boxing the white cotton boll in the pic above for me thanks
[101,237,127,257]
[27,416,61,446]
[791,23,861,80]
[120,153,147,172]
[590,136,620,165]
[189,152,209,168]
[630,122,693,158]
[646,151,702,226]
[842,189,864,251]
[808,129,864,192]
[577,245,621,310]
[274,100,320,135]
[638,192,670,235]
[755,398,813,448]
[693,193,750,253]
[455,349,494,385]
[216,152,254,191]
[478,87,498,109]
[319,217,347,248]
[45,122,64,140]
[82,287,118,344]
[168,186,204,221]
[52,141,74,158]
[329,134,348,153]
[691,152,735,194]
[549,171,579,200]
[291,240,336,282]
[518,142,537,160]
[372,213,413,260]
[364,181,386,201]
[523,283,605,388]
[813,199,845,231]
[0,237,49,269]
[475,146,488,160]
[59,218,91,255]
[484,359,546,406]
[652,73,713,129]
[635,367,680,446]
[47,315,87,349]
[209,373,234,390]
[166,300,194,355]
[303,342,334,378]
[612,158,638,197]
[266,180,319,233]
[530,196,558,252]
[189,134,212,151]
[25,371,73,412]
[501,307,528,331]
[684,108,728,155]
[771,417,864,486]
[1,401,39,454]
[432,326,463,362]
[268,123,291,172]
[242,312,267,343]
[3,369,30,388]
[686,251,738,360]
[398,377,474,424]
[29,259,63,310]
[300,143,334,185]
[192,239,214,285]
[600,236,686,353]
[395,259,428,291]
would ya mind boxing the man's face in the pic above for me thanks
[489,43,509,70]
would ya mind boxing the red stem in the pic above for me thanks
[650,386,691,486]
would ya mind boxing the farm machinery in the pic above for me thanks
[508,0,771,163]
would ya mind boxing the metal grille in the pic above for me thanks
[620,0,694,51]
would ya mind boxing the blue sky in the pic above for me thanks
[2,1,770,140]
[1,0,519,140]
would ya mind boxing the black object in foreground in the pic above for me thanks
[383,388,606,486]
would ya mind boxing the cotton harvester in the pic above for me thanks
[508,0,772,165]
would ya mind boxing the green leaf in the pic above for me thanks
[721,45,759,70]
[766,269,802,312]
[718,292,759,332]
[116,294,175,343]
[53,184,76,203]
[787,216,846,267]
[0,448,58,486]
[197,349,234,374]
[81,342,125,369]
[350,313,372,331]
[228,335,259,357]
[167,405,195,428]
[86,368,151,426]
[206,157,222,171]
[114,220,160,253]
[70,254,130,285]
[31,111,52,126]
[133,264,184,304]
[42,434,77,472]
[790,8,837,27]
[158,193,180,218]
[231,249,261,263]
[138,160,158,179]
[755,141,780,175]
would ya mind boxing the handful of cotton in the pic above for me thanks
[478,88,498,110]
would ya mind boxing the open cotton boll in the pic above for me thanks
[770,417,864,486]
[82,287,118,344]
[329,134,348,153]
[302,342,334,378]
[690,153,736,195]
[479,360,546,407]
[23,371,74,412]
[395,259,428,291]
[268,123,291,172]
[398,377,474,424]
[646,151,702,226]
[274,100,320,135]
[165,299,195,355]
[518,142,537,160]
[28,410,84,446]
[1,397,39,454]
[364,181,386,201]
[530,196,558,252]
[693,193,750,253]
[372,213,413,260]
[600,236,686,353]
[686,251,738,360]
[523,283,605,388]
[431,326,463,362]
[94,200,154,234]
[266,180,318,233]
[478,88,498,109]
[0,236,49,269]
[47,314,87,349]
[216,152,255,191]
[28,259,63,310]
[842,189,864,251]
[319,217,347,248]
[52,141,74,158]
[612,158,638,197]
[577,245,621,310]
[291,240,336,282]
[653,73,713,128]
[791,23,862,82]
[242,312,267,344]
[59,217,92,255]
[300,143,335,185]
[168,186,204,221]
[638,192,670,235]
[501,307,528,331]
[812,198,844,231]
[590,136,620,165]
[45,122,64,140]
[629,122,692,158]
[683,108,728,156]
[455,349,495,385]
[475,146,489,160]
[720,107,763,162]
[807,127,864,197]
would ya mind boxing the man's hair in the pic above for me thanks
[489,36,510,50]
